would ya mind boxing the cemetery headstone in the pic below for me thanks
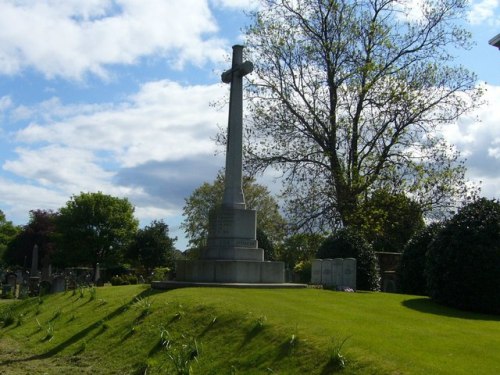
[321,259,334,286]
[332,258,344,287]
[311,259,323,284]
[342,258,357,290]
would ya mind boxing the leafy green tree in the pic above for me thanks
[55,192,139,268]
[127,220,177,273]
[181,172,286,249]
[256,227,276,261]
[277,232,325,269]
[0,210,21,266]
[243,0,480,232]
[3,210,57,268]
[350,190,425,252]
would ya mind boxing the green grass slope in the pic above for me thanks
[0,285,499,374]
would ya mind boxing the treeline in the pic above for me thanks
[0,192,179,277]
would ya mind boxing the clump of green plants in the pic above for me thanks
[43,322,54,342]
[1,307,15,327]
[134,296,153,320]
[110,274,138,286]
[167,337,201,375]
[253,315,266,331]
[327,336,350,370]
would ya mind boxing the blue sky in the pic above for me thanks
[0,0,499,251]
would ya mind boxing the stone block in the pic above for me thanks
[215,261,261,283]
[332,258,344,286]
[321,259,334,286]
[342,258,357,290]
[261,261,285,283]
[176,260,216,282]
[311,259,322,284]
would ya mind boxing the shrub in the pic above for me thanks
[110,274,138,286]
[316,228,380,291]
[398,223,443,296]
[293,260,312,283]
[426,198,500,314]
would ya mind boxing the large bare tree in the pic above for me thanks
[243,0,481,231]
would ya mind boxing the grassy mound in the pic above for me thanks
[1,285,499,374]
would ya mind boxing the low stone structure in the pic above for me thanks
[311,258,357,290]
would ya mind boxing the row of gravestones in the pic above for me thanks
[311,258,357,290]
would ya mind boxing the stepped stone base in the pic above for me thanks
[176,260,285,283]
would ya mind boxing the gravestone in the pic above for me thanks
[311,259,323,284]
[342,258,357,290]
[332,258,344,287]
[51,275,66,293]
[321,259,333,286]
[176,45,285,283]
[310,257,357,290]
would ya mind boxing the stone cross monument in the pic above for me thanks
[176,45,285,283]
[221,45,253,209]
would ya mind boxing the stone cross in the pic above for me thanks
[221,45,254,209]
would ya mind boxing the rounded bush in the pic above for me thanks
[398,223,443,296]
[426,198,500,314]
[316,228,380,291]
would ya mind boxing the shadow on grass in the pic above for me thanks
[402,298,500,321]
[239,322,265,350]
[0,288,159,366]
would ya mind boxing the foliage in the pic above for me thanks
[243,0,480,232]
[293,260,312,283]
[0,210,21,266]
[317,228,380,291]
[277,232,325,269]
[55,192,139,268]
[110,274,138,286]
[398,223,443,296]
[426,198,500,314]
[256,227,276,260]
[181,171,286,248]
[350,190,425,252]
[3,209,57,268]
[127,220,177,273]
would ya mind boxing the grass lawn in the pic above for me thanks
[0,285,499,374]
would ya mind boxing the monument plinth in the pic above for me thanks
[176,45,284,284]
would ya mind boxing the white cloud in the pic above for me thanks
[469,0,500,25]
[445,83,500,199]
[210,0,260,9]
[1,79,229,227]
[14,80,226,167]
[0,96,12,112]
[0,0,227,79]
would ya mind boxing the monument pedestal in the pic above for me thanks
[176,259,285,283]
[177,205,285,283]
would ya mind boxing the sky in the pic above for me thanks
[0,0,499,251]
